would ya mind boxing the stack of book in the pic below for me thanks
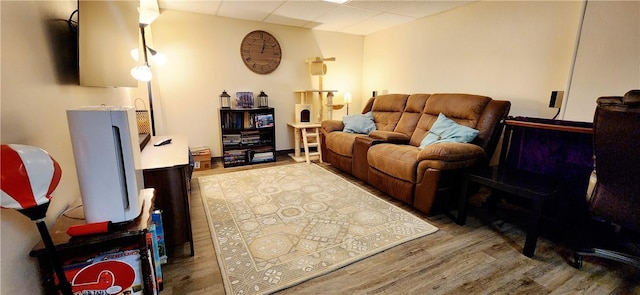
[250,147,274,163]
[240,130,260,145]
[224,149,247,165]
[222,134,241,146]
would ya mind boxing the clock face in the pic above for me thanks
[240,30,282,75]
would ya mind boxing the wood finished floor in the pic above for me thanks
[161,155,639,294]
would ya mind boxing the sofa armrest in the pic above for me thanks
[352,137,378,181]
[321,120,345,133]
[369,131,410,143]
[417,142,486,164]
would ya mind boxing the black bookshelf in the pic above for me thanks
[220,108,275,167]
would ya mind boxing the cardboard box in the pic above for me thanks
[58,248,148,295]
[191,147,211,171]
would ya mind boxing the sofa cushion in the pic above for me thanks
[368,143,420,182]
[370,94,409,131]
[410,94,491,146]
[325,131,367,157]
[418,113,479,149]
[394,94,430,137]
[343,112,376,134]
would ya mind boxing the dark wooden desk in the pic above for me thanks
[457,117,593,257]
[30,189,156,294]
[141,135,194,257]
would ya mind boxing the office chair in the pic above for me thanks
[574,89,640,269]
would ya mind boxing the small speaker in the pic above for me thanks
[549,91,564,108]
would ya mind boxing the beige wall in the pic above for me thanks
[147,11,364,156]
[363,1,582,119]
[1,1,134,294]
[564,0,640,122]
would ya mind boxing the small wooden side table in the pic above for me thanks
[457,166,562,257]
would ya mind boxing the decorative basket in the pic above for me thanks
[135,98,151,134]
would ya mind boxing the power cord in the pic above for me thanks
[551,108,561,120]
[67,9,78,33]
[61,203,85,220]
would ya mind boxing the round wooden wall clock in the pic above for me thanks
[240,30,282,74]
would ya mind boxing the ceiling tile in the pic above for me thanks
[389,1,473,18]
[158,0,221,15]
[217,1,284,21]
[271,0,338,22]
[340,12,413,35]
[312,4,380,31]
[344,0,405,13]
[157,0,476,35]
[264,13,312,27]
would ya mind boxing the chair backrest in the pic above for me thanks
[590,90,640,232]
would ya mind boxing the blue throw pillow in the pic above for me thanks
[419,113,479,149]
[343,112,376,134]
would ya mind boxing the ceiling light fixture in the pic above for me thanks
[323,0,349,3]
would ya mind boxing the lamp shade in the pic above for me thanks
[344,92,352,104]
[151,51,167,65]
[1,144,61,210]
[131,65,152,82]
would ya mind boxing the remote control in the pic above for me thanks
[153,138,172,146]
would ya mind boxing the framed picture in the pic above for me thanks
[235,92,254,108]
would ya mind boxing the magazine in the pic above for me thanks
[255,114,274,128]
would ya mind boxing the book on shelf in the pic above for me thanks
[221,112,246,129]
[252,152,273,158]
[224,149,247,155]
[241,136,261,145]
[251,151,274,163]
[222,134,242,146]
[240,130,259,135]
[224,149,248,164]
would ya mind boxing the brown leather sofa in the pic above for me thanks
[320,93,511,215]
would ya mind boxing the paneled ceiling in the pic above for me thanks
[157,0,474,35]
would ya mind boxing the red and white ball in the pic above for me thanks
[1,144,62,210]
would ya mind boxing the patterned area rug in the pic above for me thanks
[199,163,438,295]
